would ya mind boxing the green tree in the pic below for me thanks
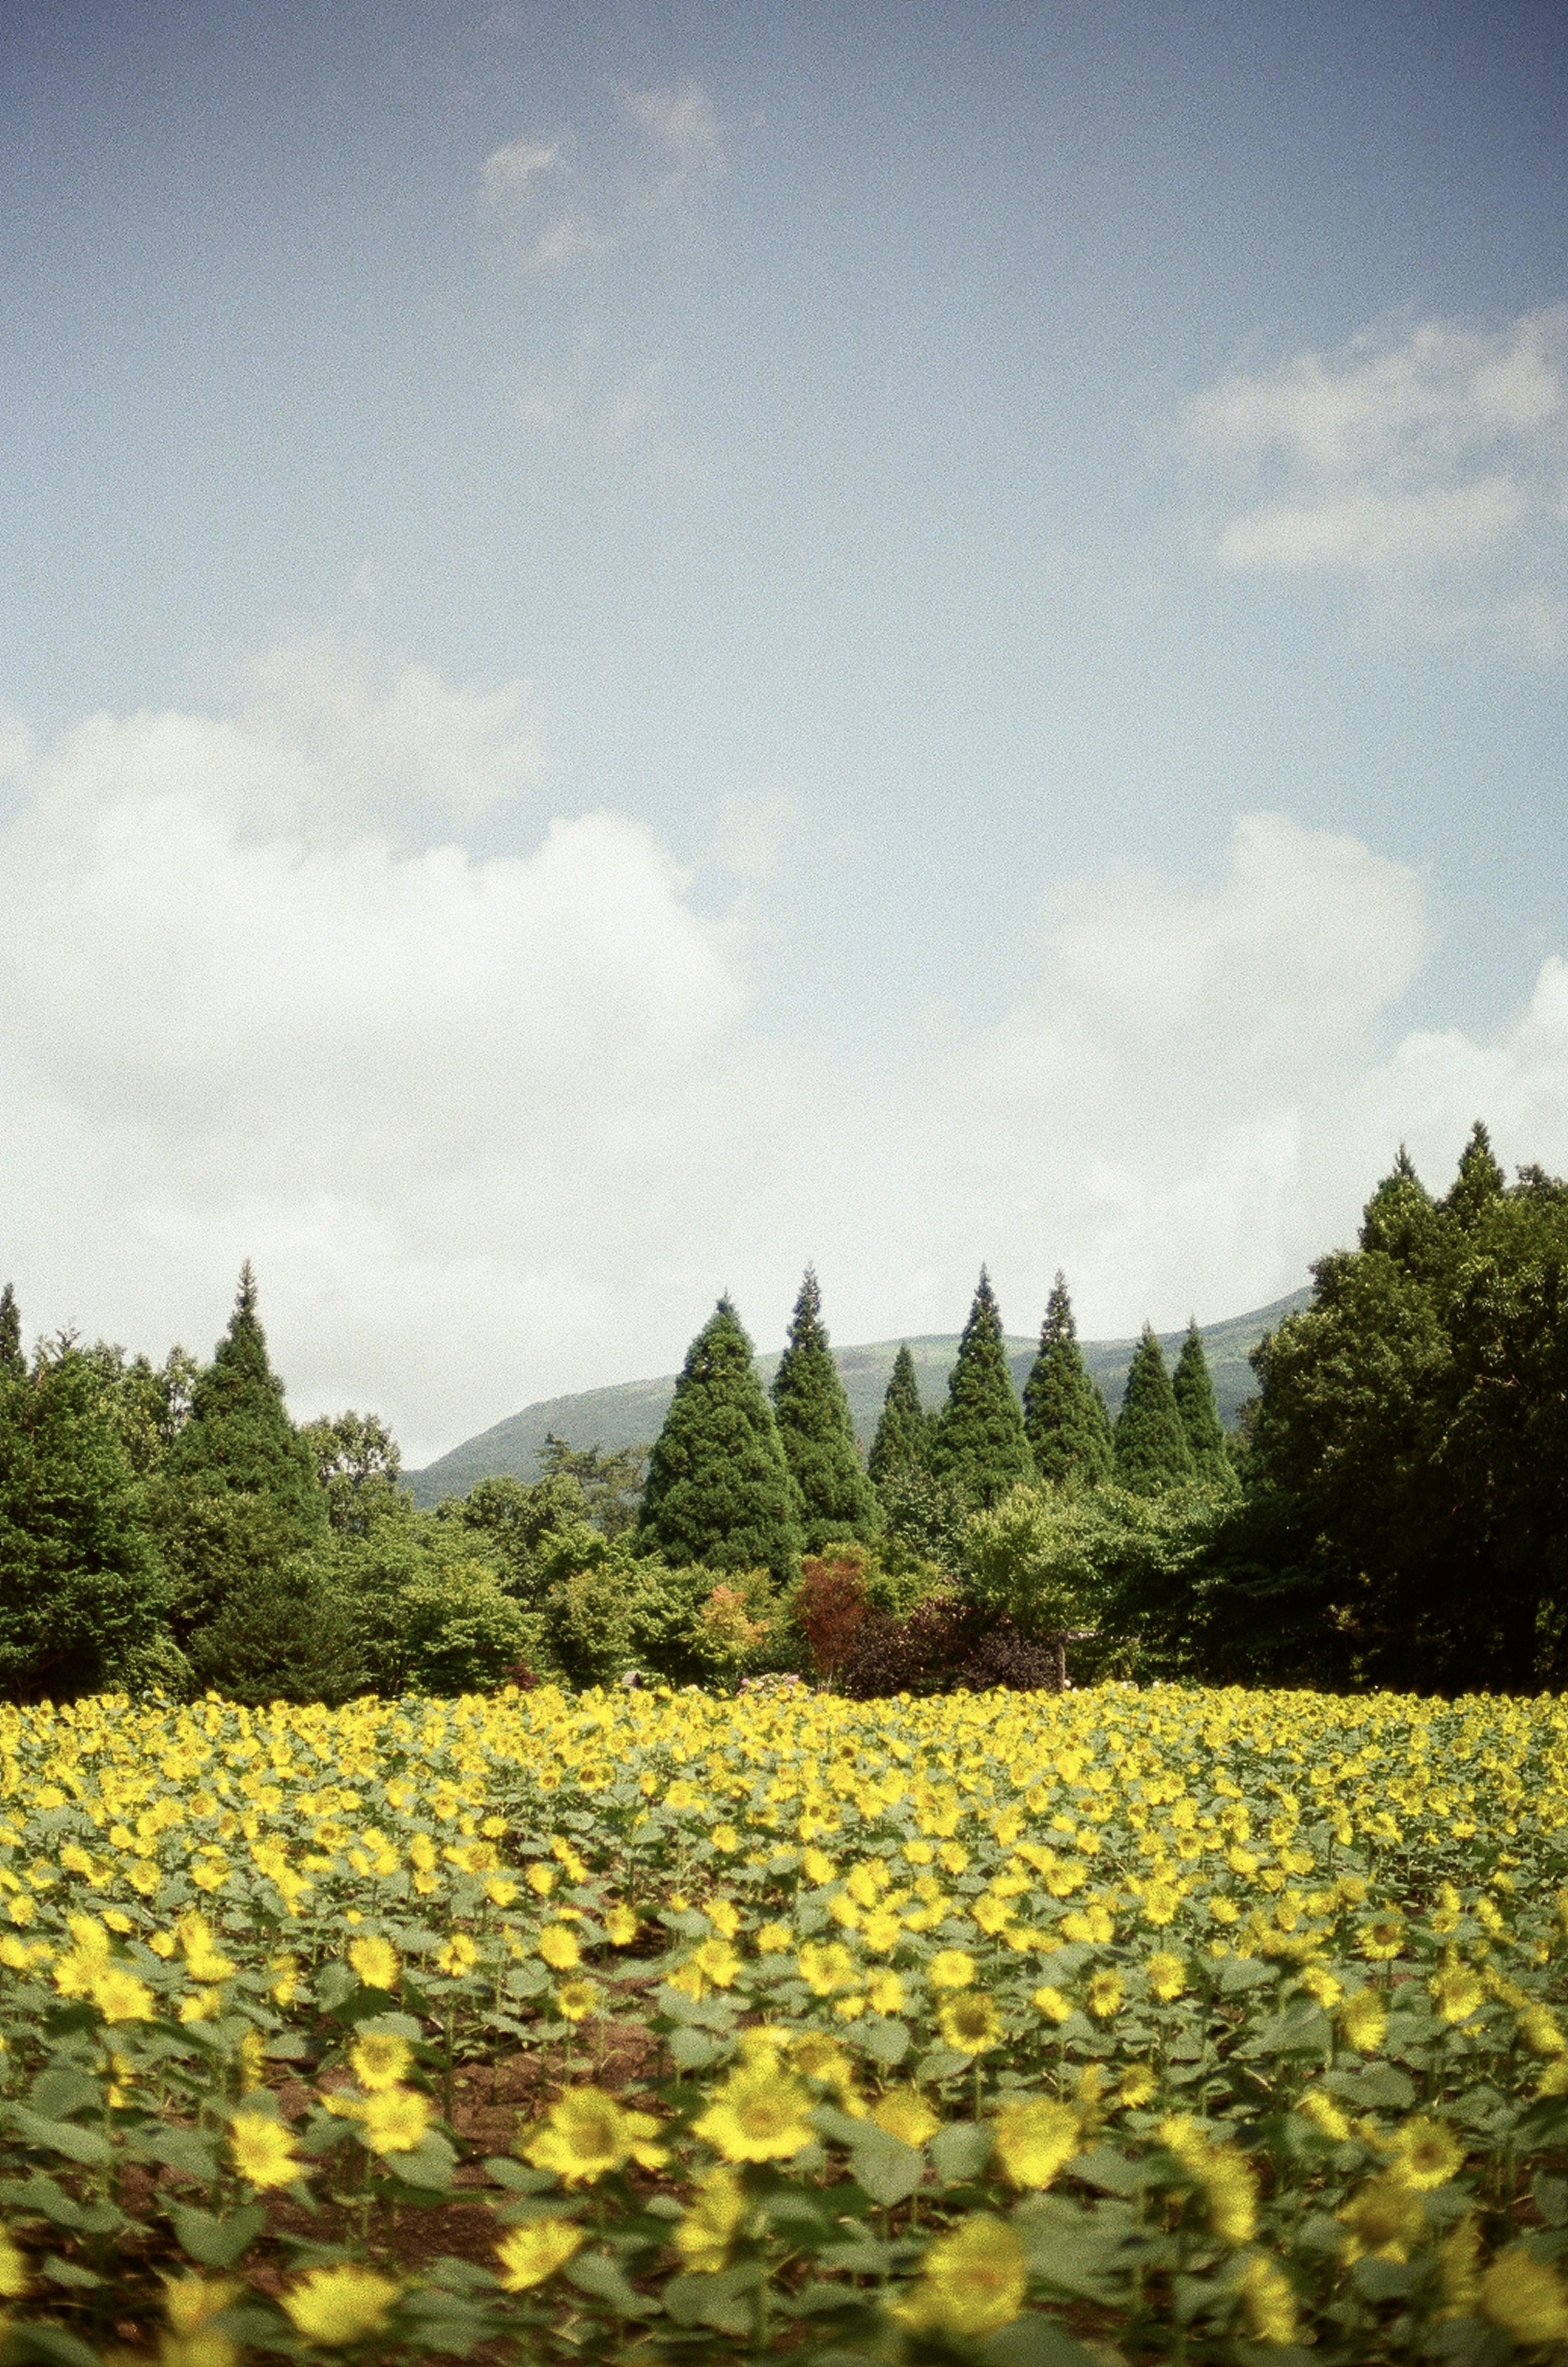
[1236,1129,1568,1692]
[444,1472,590,1599]
[0,1284,22,1382]
[1022,1273,1114,1488]
[771,1268,880,1551]
[0,1344,169,1699]
[184,1562,370,1706]
[156,1266,327,1655]
[303,1410,403,1537]
[637,1297,804,1584]
[928,1269,1036,1509]
[1114,1326,1196,1494]
[1172,1319,1235,1491]
[538,1435,648,1539]
[868,1345,931,1487]
[168,1266,326,1547]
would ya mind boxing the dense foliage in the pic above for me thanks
[771,1270,880,1553]
[637,1301,804,1587]
[928,1271,1037,1510]
[1,1681,1568,2364]
[1022,1273,1115,1489]
[4,1123,1568,1705]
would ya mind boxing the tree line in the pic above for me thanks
[1,1119,1563,1701]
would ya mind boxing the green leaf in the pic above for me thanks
[917,2043,973,2084]
[1354,2256,1416,2302]
[4,2325,106,2367]
[1065,2144,1146,2197]
[785,2281,865,2317]
[849,2130,924,2207]
[1535,2172,1568,2228]
[312,1961,356,2010]
[483,2157,555,2192]
[172,2204,267,2268]
[930,2120,993,2184]
[27,2069,100,2121]
[662,2264,764,2335]
[41,2256,103,2290]
[983,2315,1104,2367]
[564,2251,657,2315]
[668,2026,725,2071]
[859,2016,910,2066]
[382,2133,458,2191]
[1217,1957,1277,1995]
[8,2108,115,2168]
[138,2127,220,2182]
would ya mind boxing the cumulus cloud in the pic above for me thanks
[1187,305,1568,653]
[4,653,1568,1462]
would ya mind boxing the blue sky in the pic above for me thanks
[2,1,1566,1460]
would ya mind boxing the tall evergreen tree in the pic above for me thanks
[1022,1273,1114,1488]
[928,1269,1036,1509]
[868,1344,931,1486]
[1114,1326,1196,1495]
[0,1345,169,1698]
[771,1268,880,1551]
[168,1264,326,1547]
[1172,1319,1234,1490]
[1442,1119,1506,1230]
[0,1285,22,1381]
[637,1298,804,1583]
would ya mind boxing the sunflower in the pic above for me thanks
[938,1992,1003,2055]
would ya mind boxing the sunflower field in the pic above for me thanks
[2,1680,1568,2365]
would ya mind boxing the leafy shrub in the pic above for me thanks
[795,1552,871,1679]
[837,1590,989,1697]
[952,1621,1062,1692]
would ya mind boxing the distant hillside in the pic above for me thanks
[405,1288,1310,1507]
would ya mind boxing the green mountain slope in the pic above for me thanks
[405,1289,1309,1507]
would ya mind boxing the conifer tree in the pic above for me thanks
[1114,1325,1196,1495]
[928,1268,1035,1509]
[0,1344,169,1697]
[1172,1318,1234,1490]
[637,1298,804,1583]
[868,1344,931,1486]
[1442,1119,1507,1230]
[167,1264,326,1548]
[771,1268,880,1551]
[1022,1273,1114,1488]
[0,1285,22,1382]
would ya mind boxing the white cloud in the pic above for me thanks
[620,80,726,197]
[236,634,545,825]
[479,79,725,274]
[711,791,796,880]
[480,138,560,205]
[1188,305,1568,653]
[5,655,1568,1464]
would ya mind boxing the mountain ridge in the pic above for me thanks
[405,1288,1310,1507]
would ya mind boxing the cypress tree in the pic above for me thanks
[868,1344,931,1486]
[928,1268,1036,1509]
[167,1264,326,1548]
[1443,1119,1507,1230]
[0,1285,22,1382]
[771,1268,880,1551]
[1022,1272,1114,1488]
[637,1297,804,1583]
[1114,1325,1196,1495]
[0,1345,169,1698]
[1172,1318,1234,1490]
